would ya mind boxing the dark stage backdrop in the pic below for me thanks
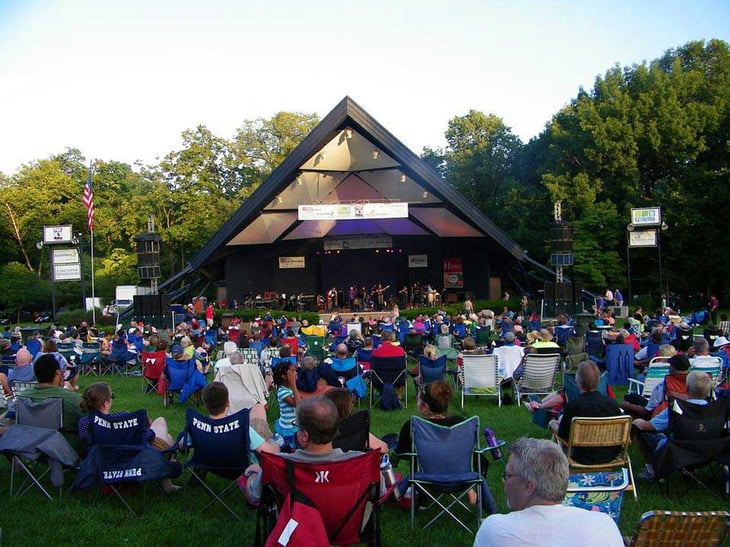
[320,250,397,300]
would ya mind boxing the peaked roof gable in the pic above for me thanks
[188,96,531,271]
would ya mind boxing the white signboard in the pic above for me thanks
[298,202,408,221]
[324,235,392,251]
[52,248,79,265]
[43,225,73,244]
[629,229,658,248]
[279,256,305,269]
[54,263,82,281]
[408,255,428,268]
[631,207,661,227]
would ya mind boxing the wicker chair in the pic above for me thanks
[564,415,637,499]
[624,510,730,546]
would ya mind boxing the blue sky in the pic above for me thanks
[1,0,728,174]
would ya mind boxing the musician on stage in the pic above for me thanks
[327,286,338,310]
[347,286,357,308]
[398,285,409,308]
[410,282,420,308]
[374,283,386,311]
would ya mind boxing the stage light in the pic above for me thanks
[400,174,406,183]
[295,176,302,185]
[345,128,353,139]
[422,191,428,199]
[371,149,380,159]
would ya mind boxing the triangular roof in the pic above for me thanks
[162,96,552,293]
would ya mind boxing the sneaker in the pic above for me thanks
[639,468,656,481]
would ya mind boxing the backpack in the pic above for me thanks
[264,490,329,547]
[380,383,403,411]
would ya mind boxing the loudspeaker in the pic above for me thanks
[134,295,161,317]
[544,282,555,301]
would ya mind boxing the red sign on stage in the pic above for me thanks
[443,257,463,288]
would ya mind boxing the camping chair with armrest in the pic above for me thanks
[354,347,373,373]
[604,343,634,386]
[404,332,425,368]
[416,354,448,391]
[0,397,79,500]
[407,415,488,533]
[513,353,561,403]
[180,407,251,520]
[690,356,723,387]
[493,344,524,383]
[435,334,460,365]
[562,415,637,499]
[627,357,670,399]
[331,356,367,402]
[461,354,501,408]
[26,338,42,358]
[305,336,327,360]
[164,356,206,407]
[625,510,730,547]
[369,355,408,409]
[332,409,370,452]
[585,331,604,361]
[654,398,730,500]
[141,350,166,394]
[257,449,385,546]
[80,341,103,376]
[73,408,180,513]
[474,327,491,348]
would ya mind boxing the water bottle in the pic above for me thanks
[380,454,401,500]
[483,428,503,460]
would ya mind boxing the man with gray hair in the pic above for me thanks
[473,437,622,546]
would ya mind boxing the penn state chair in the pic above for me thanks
[180,407,252,520]
[74,409,181,513]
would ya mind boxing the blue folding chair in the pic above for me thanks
[164,357,207,406]
[25,338,42,358]
[74,409,181,513]
[369,355,408,409]
[417,354,448,388]
[181,407,251,520]
[605,343,634,385]
[408,416,492,533]
[331,356,367,399]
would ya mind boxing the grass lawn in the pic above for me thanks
[1,369,728,546]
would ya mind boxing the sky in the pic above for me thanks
[0,0,728,175]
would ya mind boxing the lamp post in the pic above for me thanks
[72,233,87,311]
[36,240,56,321]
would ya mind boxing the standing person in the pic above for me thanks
[473,437,623,546]
[205,302,214,329]
[273,360,301,450]
[604,287,614,307]
[709,294,719,325]
[520,295,528,317]
[614,289,624,308]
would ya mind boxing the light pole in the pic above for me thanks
[36,240,55,321]
[72,233,86,311]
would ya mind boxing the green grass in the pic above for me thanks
[1,372,728,546]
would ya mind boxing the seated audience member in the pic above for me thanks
[324,388,388,453]
[393,380,464,456]
[34,339,78,391]
[78,382,180,493]
[549,361,622,464]
[621,352,688,420]
[20,354,84,449]
[632,370,713,480]
[273,360,300,450]
[280,396,361,462]
[372,330,405,357]
[0,347,34,396]
[345,329,364,355]
[201,381,279,456]
[474,437,623,546]
[634,328,663,368]
[214,341,238,370]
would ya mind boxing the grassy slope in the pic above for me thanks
[1,372,727,547]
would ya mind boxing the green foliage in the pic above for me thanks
[0,262,48,321]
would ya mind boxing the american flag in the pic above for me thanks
[83,168,94,231]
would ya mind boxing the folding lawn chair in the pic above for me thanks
[407,415,489,533]
[513,353,561,403]
[257,449,385,546]
[0,397,79,500]
[332,409,370,452]
[331,356,367,400]
[369,355,407,409]
[417,354,448,389]
[74,408,181,513]
[80,341,103,376]
[141,349,166,394]
[625,510,730,547]
[180,407,251,520]
[461,354,500,407]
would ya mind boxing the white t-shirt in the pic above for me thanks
[474,504,623,547]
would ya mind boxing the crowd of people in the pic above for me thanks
[1,295,727,545]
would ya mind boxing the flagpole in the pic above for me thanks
[90,228,96,325]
